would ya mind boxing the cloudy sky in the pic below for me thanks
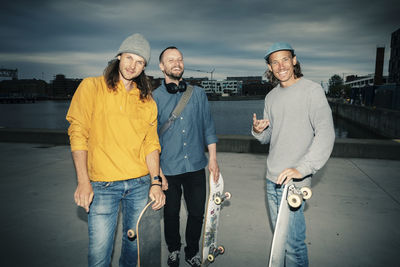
[0,0,399,88]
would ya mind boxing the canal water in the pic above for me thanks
[0,100,386,139]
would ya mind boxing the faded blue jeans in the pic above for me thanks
[88,175,150,267]
[266,179,309,267]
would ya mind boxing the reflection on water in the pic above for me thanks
[0,101,70,129]
[0,100,387,139]
[209,100,387,139]
[0,100,70,129]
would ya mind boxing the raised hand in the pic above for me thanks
[252,113,269,133]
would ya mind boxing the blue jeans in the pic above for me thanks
[266,179,309,267]
[88,175,150,267]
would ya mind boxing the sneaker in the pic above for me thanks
[185,254,201,267]
[168,250,180,267]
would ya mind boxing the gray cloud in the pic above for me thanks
[0,0,398,83]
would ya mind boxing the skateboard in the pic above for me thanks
[268,183,312,267]
[126,199,162,267]
[201,173,231,265]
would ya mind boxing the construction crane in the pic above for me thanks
[186,67,215,80]
[186,67,216,92]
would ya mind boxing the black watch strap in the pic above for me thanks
[152,175,161,182]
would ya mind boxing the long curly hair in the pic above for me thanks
[265,53,303,87]
[103,58,152,100]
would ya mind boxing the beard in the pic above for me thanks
[165,69,184,81]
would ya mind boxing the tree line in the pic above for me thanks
[327,74,351,99]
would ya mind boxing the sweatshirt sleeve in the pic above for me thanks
[295,86,335,177]
[66,78,95,151]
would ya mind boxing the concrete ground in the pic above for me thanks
[0,142,399,267]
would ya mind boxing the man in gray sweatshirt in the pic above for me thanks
[252,42,335,266]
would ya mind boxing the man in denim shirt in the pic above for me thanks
[152,46,219,267]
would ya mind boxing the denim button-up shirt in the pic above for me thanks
[152,82,218,176]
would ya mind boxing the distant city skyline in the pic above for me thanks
[0,0,399,87]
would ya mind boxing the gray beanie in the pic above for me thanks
[117,33,151,64]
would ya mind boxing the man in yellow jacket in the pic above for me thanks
[66,33,165,267]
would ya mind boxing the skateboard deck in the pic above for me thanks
[268,184,290,267]
[127,199,162,267]
[268,184,312,267]
[201,173,231,265]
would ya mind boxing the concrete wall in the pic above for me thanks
[0,128,69,145]
[329,101,400,139]
[216,135,400,160]
[0,129,399,160]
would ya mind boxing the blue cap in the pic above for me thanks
[264,42,294,62]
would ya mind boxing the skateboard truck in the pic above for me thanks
[287,185,312,208]
[214,192,232,205]
[207,245,225,263]
[127,229,136,239]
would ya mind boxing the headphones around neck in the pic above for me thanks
[164,80,187,94]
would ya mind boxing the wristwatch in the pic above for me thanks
[152,175,162,185]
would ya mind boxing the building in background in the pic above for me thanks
[51,74,82,99]
[0,68,18,80]
[227,76,272,96]
[344,74,387,89]
[389,28,400,85]
[0,79,48,99]
[343,29,400,110]
[374,46,385,86]
[201,79,242,95]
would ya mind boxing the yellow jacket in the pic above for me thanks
[66,76,161,182]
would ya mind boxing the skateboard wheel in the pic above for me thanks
[208,254,215,262]
[127,229,136,239]
[217,245,225,254]
[225,192,232,200]
[288,193,302,208]
[214,197,222,205]
[300,187,312,200]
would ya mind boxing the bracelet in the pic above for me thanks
[150,183,162,188]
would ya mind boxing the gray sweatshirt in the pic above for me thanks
[252,78,335,187]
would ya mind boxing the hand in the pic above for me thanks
[149,185,166,210]
[74,181,94,213]
[160,169,169,191]
[208,158,220,183]
[252,113,269,134]
[277,168,303,185]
